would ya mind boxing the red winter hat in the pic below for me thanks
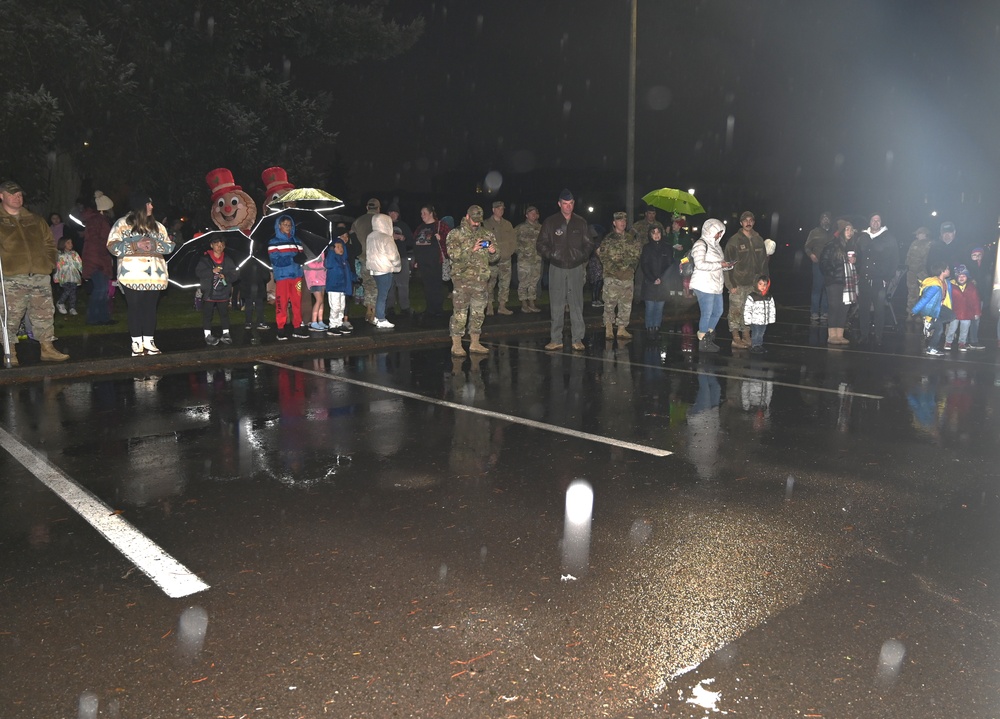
[205,168,241,203]
[261,166,295,197]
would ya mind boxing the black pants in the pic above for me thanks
[121,286,161,338]
[858,280,887,340]
[244,281,268,326]
[414,246,444,315]
[825,284,849,328]
[203,300,230,330]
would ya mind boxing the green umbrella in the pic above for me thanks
[641,188,706,216]
[270,187,346,212]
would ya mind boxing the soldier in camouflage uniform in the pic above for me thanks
[483,200,516,315]
[596,212,641,339]
[0,180,69,366]
[447,205,497,356]
[514,205,542,313]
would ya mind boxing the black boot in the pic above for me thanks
[699,332,720,353]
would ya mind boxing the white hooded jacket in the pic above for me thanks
[688,218,728,294]
[366,214,402,275]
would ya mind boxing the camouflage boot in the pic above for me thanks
[469,334,490,354]
[605,322,615,339]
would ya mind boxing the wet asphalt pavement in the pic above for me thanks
[1,306,999,718]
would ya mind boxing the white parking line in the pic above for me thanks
[0,426,209,599]
[504,343,885,400]
[264,360,672,457]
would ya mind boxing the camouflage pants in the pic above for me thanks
[487,255,513,306]
[517,253,541,300]
[3,273,55,344]
[602,277,633,326]
[450,279,488,337]
[361,272,377,309]
[728,285,753,331]
[906,272,922,313]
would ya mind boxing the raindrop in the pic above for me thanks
[193,9,200,27]
[724,91,736,104]
[694,139,704,152]
[560,33,569,51]
[282,57,291,81]
[394,172,401,184]
[438,563,448,581]
[479,546,488,562]
[46,150,57,168]
[562,100,572,118]
[484,170,503,193]
[556,83,563,98]
[78,691,99,719]
[725,115,735,151]
[585,78,591,93]
[418,114,425,128]
[163,40,172,55]
[646,86,672,111]
[497,135,504,149]
[877,638,906,684]
[770,211,779,239]
[884,150,894,172]
[784,474,795,500]
[445,73,451,88]
[177,605,209,660]
[562,479,593,576]
[206,16,215,39]
[629,518,652,545]
[834,153,845,169]
[527,400,544,419]
[475,14,484,33]
[402,160,412,172]
[470,80,476,94]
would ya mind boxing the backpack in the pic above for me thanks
[679,239,706,277]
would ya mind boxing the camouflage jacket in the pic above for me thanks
[483,216,516,258]
[514,220,541,259]
[446,219,497,283]
[631,219,665,246]
[597,230,640,280]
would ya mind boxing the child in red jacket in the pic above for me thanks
[944,264,982,351]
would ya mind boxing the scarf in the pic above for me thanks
[842,259,858,305]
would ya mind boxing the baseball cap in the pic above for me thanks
[940,221,956,234]
[0,180,23,194]
[613,211,627,220]
[492,200,504,209]
[467,205,484,222]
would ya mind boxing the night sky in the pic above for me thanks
[334,1,1000,241]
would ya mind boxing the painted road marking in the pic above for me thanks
[0,426,209,599]
[503,343,885,400]
[264,360,672,458]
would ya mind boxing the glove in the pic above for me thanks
[293,252,307,265]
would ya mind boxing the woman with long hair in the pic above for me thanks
[412,205,450,316]
[106,191,175,356]
[819,220,858,345]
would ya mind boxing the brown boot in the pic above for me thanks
[741,330,753,348]
[40,341,69,362]
[469,334,489,354]
[617,325,632,339]
[451,336,466,357]
[521,300,532,313]
[731,331,748,349]
[527,299,541,313]
[605,322,615,339]
[365,306,375,324]
[497,304,513,315]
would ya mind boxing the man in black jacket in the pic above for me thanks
[857,213,899,346]
[536,189,594,351]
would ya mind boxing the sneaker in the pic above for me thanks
[810,313,819,322]
[244,323,253,330]
[292,326,311,338]
[205,334,220,346]
[925,347,943,356]
[750,345,765,354]
[968,342,985,350]
[142,339,161,355]
[220,334,232,345]
[256,323,270,330]
[326,326,343,336]
[339,323,353,335]
[131,341,144,357]
[375,319,395,329]
[56,304,67,315]
[309,321,328,332]
[943,342,952,350]
[68,308,78,316]
[958,342,968,352]
[276,330,289,341]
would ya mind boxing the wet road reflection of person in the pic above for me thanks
[687,364,722,480]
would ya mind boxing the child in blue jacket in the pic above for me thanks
[324,235,356,336]
[911,262,952,356]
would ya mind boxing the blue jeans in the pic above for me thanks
[374,273,393,320]
[750,324,766,347]
[644,300,665,328]
[694,290,723,334]
[86,269,111,324]
[810,262,828,315]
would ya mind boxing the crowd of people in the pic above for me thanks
[2,173,997,366]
